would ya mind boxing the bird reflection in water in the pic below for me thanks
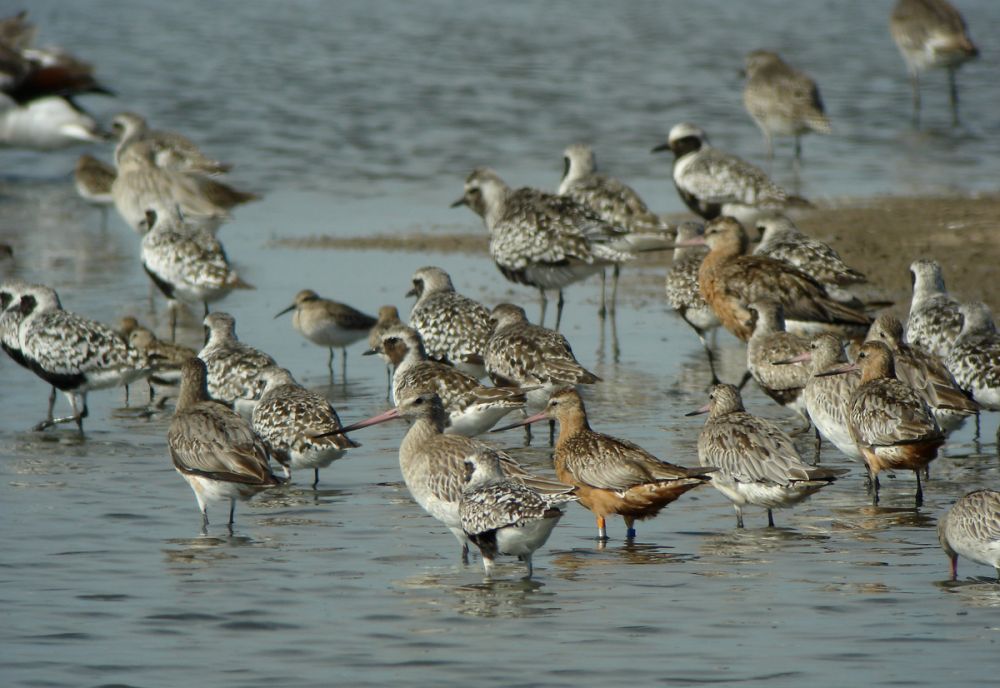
[395,570,556,619]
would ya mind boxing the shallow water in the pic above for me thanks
[3,2,1000,687]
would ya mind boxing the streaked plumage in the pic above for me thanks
[745,301,812,426]
[141,210,252,339]
[367,304,404,394]
[945,302,1000,410]
[652,123,805,226]
[73,153,115,206]
[460,450,576,578]
[866,313,977,431]
[198,312,278,415]
[499,388,713,540]
[664,221,721,380]
[484,303,599,412]
[689,384,846,528]
[693,217,871,341]
[890,0,978,126]
[251,367,359,487]
[328,392,571,561]
[838,341,944,506]
[453,167,634,329]
[742,50,831,163]
[373,325,526,436]
[407,266,492,378]
[16,285,150,431]
[126,322,196,389]
[753,215,866,292]
[906,258,962,358]
[168,358,280,530]
[938,489,1000,581]
[275,289,376,381]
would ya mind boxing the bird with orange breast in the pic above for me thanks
[493,388,714,541]
[681,216,872,341]
[819,340,944,507]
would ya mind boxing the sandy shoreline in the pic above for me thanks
[273,192,1000,313]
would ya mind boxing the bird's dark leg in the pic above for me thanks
[767,509,775,528]
[312,468,320,489]
[910,72,921,128]
[538,288,548,327]
[914,470,923,508]
[735,506,744,529]
[555,290,565,331]
[327,348,335,380]
[170,307,178,343]
[341,346,348,384]
[948,67,960,127]
[736,370,753,391]
[228,499,236,526]
[813,427,822,464]
[610,264,620,316]
[599,270,607,320]
[624,516,636,540]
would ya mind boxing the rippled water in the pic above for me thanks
[3,2,1000,687]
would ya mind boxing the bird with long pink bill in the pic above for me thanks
[493,388,714,541]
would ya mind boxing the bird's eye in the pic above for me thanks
[414,397,424,405]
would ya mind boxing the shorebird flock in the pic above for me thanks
[2,2,998,582]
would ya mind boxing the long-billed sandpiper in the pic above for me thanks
[168,358,280,531]
[275,289,376,382]
[820,341,944,506]
[460,450,577,578]
[889,0,978,126]
[688,384,846,528]
[742,50,831,164]
[407,266,493,378]
[494,388,714,541]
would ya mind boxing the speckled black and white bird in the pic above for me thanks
[559,143,673,316]
[168,358,280,531]
[742,50,831,164]
[938,489,1000,581]
[370,325,527,436]
[198,311,278,416]
[664,221,721,382]
[251,367,360,487]
[141,210,252,340]
[1,279,60,421]
[753,215,866,305]
[484,303,599,414]
[906,258,963,358]
[945,302,1000,411]
[652,123,806,226]
[452,167,635,330]
[459,450,577,579]
[15,284,151,432]
[889,0,978,126]
[407,266,493,379]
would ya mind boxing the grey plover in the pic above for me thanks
[687,384,846,528]
[866,313,978,431]
[652,123,806,226]
[452,167,634,329]
[753,215,866,303]
[407,266,492,378]
[168,358,280,531]
[1,280,58,420]
[16,285,151,431]
[460,450,577,578]
[559,143,672,315]
[369,325,526,436]
[250,367,359,487]
[484,303,599,414]
[327,391,569,562]
[889,0,978,126]
[198,311,278,416]
[664,221,721,381]
[945,302,1000,411]
[111,111,231,175]
[821,341,944,507]
[938,489,1000,581]
[742,50,831,163]
[494,388,713,541]
[275,289,376,382]
[745,301,812,430]
[141,210,252,340]
[906,258,963,358]
[688,217,871,341]
[776,333,864,461]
